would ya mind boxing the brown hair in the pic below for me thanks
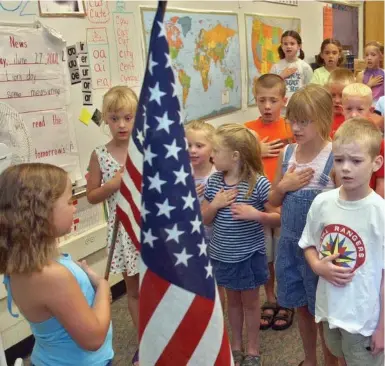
[286,84,332,141]
[326,68,355,86]
[0,163,68,274]
[316,38,345,66]
[253,74,286,99]
[102,86,138,122]
[214,124,264,198]
[365,41,384,68]
[184,119,215,143]
[333,117,382,159]
[278,30,305,60]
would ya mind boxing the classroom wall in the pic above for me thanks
[0,0,364,352]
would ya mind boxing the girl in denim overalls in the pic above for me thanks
[269,85,340,366]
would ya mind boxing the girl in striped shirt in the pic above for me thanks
[202,124,280,366]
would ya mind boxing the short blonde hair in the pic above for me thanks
[102,86,138,121]
[184,120,215,143]
[333,118,382,159]
[0,163,67,274]
[342,83,373,104]
[214,124,264,198]
[286,84,332,141]
[326,68,355,86]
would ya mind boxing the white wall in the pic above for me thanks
[0,0,364,352]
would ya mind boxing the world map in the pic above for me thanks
[245,14,301,105]
[142,9,241,122]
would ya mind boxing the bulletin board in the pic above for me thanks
[0,0,144,185]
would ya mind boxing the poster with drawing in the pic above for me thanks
[0,22,80,177]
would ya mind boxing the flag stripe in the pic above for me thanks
[115,204,140,249]
[140,281,195,365]
[138,270,170,340]
[125,143,142,191]
[215,327,234,366]
[187,288,225,365]
[119,179,141,226]
[157,296,214,365]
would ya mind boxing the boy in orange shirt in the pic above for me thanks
[341,83,384,197]
[325,68,355,137]
[245,74,293,331]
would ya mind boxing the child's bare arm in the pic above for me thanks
[268,150,314,207]
[230,202,280,226]
[356,71,364,83]
[202,188,237,225]
[371,270,384,355]
[86,151,121,204]
[268,150,286,207]
[43,265,111,351]
[304,247,354,287]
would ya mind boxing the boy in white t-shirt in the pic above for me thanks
[299,118,384,366]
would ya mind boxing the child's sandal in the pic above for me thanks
[271,307,294,331]
[242,355,262,366]
[232,350,244,366]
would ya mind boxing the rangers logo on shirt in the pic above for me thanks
[319,224,365,271]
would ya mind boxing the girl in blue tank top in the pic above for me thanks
[0,163,113,366]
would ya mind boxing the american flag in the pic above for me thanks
[116,1,233,365]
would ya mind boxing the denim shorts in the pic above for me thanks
[276,235,318,315]
[211,251,269,291]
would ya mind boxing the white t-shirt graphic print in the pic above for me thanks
[299,188,385,336]
[270,59,313,101]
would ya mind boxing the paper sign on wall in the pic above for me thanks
[0,23,80,174]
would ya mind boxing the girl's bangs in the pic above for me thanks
[286,95,313,123]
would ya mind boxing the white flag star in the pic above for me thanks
[148,172,166,193]
[148,52,158,75]
[174,248,193,267]
[164,139,182,160]
[143,106,148,134]
[178,110,184,125]
[143,229,157,247]
[157,21,166,38]
[173,165,189,185]
[155,111,174,133]
[141,202,150,222]
[144,146,156,166]
[165,52,172,68]
[205,262,213,278]
[136,129,144,145]
[164,224,184,244]
[171,82,177,98]
[149,82,166,106]
[182,191,196,210]
[156,198,175,219]
[198,240,208,256]
[190,215,201,234]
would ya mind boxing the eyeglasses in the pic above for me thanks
[286,119,312,128]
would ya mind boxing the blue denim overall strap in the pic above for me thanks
[2,275,19,318]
